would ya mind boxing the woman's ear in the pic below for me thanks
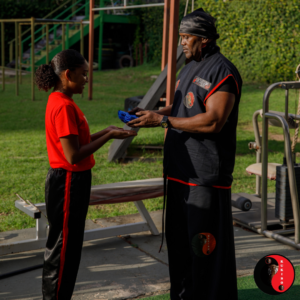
[65,69,72,81]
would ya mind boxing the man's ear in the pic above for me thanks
[202,38,211,45]
[65,69,72,81]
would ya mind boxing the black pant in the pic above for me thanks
[42,168,91,300]
[165,180,238,300]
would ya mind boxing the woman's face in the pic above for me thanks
[65,61,89,94]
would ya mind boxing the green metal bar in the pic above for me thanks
[31,17,35,101]
[85,0,89,16]
[46,24,49,64]
[22,0,84,45]
[1,22,5,91]
[62,24,65,50]
[98,0,104,71]
[19,23,22,84]
[15,22,19,96]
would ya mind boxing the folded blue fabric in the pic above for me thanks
[118,110,138,123]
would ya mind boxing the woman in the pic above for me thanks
[35,49,136,300]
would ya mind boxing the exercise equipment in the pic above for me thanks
[238,77,300,250]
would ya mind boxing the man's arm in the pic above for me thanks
[128,105,173,117]
[127,91,235,134]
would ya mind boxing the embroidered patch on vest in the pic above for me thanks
[193,76,211,90]
[191,232,216,257]
[183,92,195,109]
[175,79,180,91]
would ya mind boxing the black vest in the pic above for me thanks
[164,44,242,187]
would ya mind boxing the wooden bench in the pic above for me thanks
[0,178,163,256]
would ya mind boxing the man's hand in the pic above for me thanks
[127,111,163,128]
[127,107,145,115]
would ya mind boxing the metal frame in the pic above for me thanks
[0,198,159,256]
[0,18,84,101]
[249,81,300,249]
[88,0,169,100]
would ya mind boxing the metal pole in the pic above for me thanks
[166,0,179,136]
[19,23,22,84]
[62,24,65,50]
[31,17,35,101]
[192,0,194,12]
[88,0,95,100]
[46,24,49,64]
[161,0,170,71]
[93,3,165,11]
[166,0,179,107]
[124,0,127,7]
[80,21,84,58]
[9,42,13,65]
[1,22,5,91]
[252,110,262,196]
[98,0,104,71]
[15,22,19,96]
[265,113,300,244]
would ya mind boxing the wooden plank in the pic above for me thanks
[108,45,185,162]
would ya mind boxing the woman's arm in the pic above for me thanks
[90,126,124,141]
[60,129,136,165]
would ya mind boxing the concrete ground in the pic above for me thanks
[0,210,300,300]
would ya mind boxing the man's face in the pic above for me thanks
[180,33,203,61]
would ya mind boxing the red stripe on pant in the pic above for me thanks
[56,171,72,299]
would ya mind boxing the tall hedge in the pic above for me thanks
[136,0,300,83]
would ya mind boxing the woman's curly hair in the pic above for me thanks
[35,49,86,92]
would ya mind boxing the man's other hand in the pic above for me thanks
[127,111,163,128]
[127,107,145,115]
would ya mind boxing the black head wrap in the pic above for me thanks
[179,8,219,40]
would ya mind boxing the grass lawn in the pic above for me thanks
[1,64,300,232]
[142,265,300,299]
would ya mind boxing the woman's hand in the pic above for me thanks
[109,129,137,139]
[106,125,124,132]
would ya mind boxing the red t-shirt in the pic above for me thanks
[45,92,95,171]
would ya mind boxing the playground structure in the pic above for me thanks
[0,0,140,101]
[0,18,84,101]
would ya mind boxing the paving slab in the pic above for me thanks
[1,209,300,299]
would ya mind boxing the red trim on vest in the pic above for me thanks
[56,171,72,299]
[167,177,198,186]
[168,176,231,189]
[212,185,231,189]
[203,74,239,106]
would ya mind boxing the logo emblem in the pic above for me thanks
[193,76,211,90]
[191,232,216,257]
[183,92,195,109]
[254,254,295,295]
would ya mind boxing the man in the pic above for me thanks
[128,8,242,300]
